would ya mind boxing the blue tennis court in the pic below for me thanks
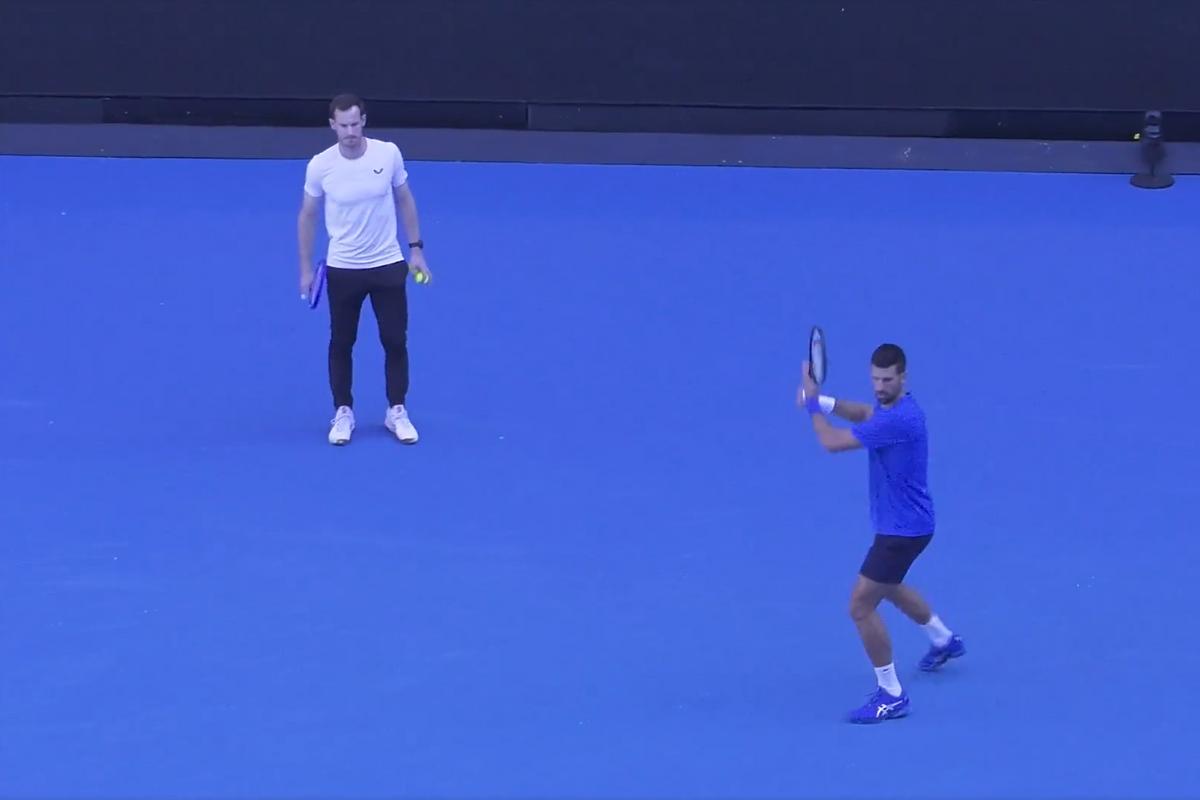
[1,153,1197,798]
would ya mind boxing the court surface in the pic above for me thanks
[1,152,1198,799]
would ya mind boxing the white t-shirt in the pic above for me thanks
[304,138,409,269]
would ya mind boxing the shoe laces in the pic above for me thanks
[867,686,899,703]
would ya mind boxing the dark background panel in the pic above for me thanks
[1,0,1198,138]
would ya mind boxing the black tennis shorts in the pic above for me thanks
[859,533,933,584]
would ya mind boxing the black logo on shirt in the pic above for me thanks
[373,168,383,174]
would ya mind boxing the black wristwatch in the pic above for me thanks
[409,240,424,250]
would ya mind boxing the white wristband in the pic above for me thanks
[802,390,837,414]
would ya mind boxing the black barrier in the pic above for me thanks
[2,0,1199,139]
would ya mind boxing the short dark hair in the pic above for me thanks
[329,93,366,118]
[871,343,906,373]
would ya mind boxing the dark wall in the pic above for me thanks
[3,0,1199,137]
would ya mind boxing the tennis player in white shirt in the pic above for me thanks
[297,94,432,446]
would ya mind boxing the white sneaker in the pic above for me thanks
[328,406,355,445]
[384,404,419,444]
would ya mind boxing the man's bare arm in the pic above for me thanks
[831,399,874,423]
[393,182,421,243]
[810,412,863,453]
[297,192,321,294]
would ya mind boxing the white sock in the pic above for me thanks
[923,614,953,647]
[874,663,902,697]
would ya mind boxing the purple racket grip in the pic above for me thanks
[307,260,327,309]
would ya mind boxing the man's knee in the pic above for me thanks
[379,328,407,353]
[329,331,357,353]
[848,600,872,622]
[849,579,885,621]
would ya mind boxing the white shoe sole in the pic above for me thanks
[384,421,418,444]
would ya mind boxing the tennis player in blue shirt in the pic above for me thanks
[799,343,966,723]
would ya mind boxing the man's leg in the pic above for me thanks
[850,576,893,666]
[845,573,910,723]
[886,583,965,670]
[369,262,418,443]
[844,536,915,723]
[850,575,903,694]
[886,583,933,625]
[879,540,966,671]
[368,262,410,407]
[327,266,370,409]
[324,266,370,445]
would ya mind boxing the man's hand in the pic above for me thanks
[408,248,432,284]
[299,263,314,299]
[799,360,820,407]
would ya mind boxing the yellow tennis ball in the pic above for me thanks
[414,272,428,284]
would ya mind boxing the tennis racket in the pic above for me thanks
[305,260,327,310]
[808,324,828,384]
